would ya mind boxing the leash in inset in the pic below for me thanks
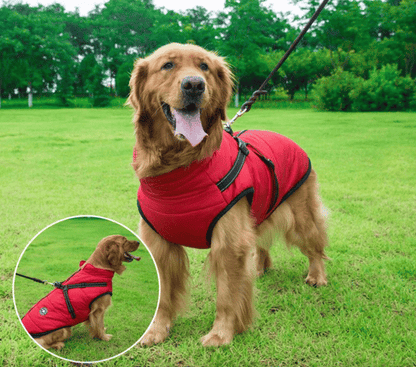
[225,0,330,129]
[15,273,62,287]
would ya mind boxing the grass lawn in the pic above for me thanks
[1,107,415,366]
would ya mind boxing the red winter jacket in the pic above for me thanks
[136,130,311,249]
[22,262,114,338]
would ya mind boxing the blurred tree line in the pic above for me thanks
[0,0,415,109]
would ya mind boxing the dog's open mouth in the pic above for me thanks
[162,102,207,147]
[124,252,141,262]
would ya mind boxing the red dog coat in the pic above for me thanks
[136,130,311,249]
[22,262,114,338]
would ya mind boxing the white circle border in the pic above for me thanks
[12,215,161,364]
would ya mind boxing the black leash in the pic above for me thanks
[225,0,330,129]
[16,272,59,286]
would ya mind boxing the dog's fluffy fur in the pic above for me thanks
[129,43,329,347]
[34,235,140,350]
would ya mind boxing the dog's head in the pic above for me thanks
[128,43,233,149]
[94,235,141,275]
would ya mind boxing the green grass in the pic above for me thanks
[1,107,416,366]
[14,216,159,363]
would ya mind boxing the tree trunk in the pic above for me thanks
[234,83,239,108]
[28,82,33,108]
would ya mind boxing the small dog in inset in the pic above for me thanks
[21,235,140,350]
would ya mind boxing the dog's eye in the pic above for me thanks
[200,63,209,71]
[161,62,174,70]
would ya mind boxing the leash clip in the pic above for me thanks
[43,280,56,286]
[224,106,249,130]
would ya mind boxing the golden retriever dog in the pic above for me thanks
[21,235,140,350]
[129,43,329,347]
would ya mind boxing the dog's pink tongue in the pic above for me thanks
[172,108,207,147]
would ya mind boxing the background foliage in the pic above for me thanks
[1,0,416,110]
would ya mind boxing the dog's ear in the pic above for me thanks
[213,56,234,122]
[106,242,125,274]
[128,58,149,111]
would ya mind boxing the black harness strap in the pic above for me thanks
[218,129,280,215]
[235,130,279,214]
[216,137,250,192]
[54,282,108,319]
[62,285,76,319]
[66,282,108,289]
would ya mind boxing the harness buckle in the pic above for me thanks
[224,125,234,136]
[237,138,250,156]
[53,281,63,289]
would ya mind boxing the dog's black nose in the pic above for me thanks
[181,76,205,97]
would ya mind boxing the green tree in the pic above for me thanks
[1,3,76,106]
[56,62,76,106]
[350,64,415,111]
[77,54,100,96]
[313,68,361,111]
[376,0,416,77]
[87,62,111,107]
[218,0,293,97]
[64,10,95,57]
[293,0,375,75]
[91,0,159,93]
[0,7,18,107]
[181,7,218,49]
[294,0,372,51]
[116,60,134,98]
[265,48,332,100]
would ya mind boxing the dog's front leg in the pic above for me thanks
[86,294,112,341]
[201,199,256,347]
[139,220,189,346]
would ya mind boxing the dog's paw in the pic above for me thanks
[101,333,113,341]
[201,330,233,347]
[305,274,327,287]
[256,267,271,277]
[140,325,169,346]
[51,342,65,350]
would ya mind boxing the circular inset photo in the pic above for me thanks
[13,216,159,364]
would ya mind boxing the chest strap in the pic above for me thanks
[216,137,250,192]
[54,282,108,319]
[222,129,279,214]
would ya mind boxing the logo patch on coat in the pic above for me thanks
[39,307,48,316]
